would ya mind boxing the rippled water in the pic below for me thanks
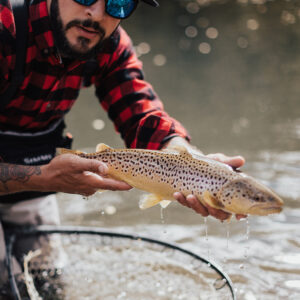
[60,0,300,299]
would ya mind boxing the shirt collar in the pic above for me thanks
[29,0,56,57]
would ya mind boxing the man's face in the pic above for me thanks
[48,0,120,60]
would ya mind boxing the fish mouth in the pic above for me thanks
[249,205,283,215]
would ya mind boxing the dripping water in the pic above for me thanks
[223,221,231,265]
[244,216,250,259]
[240,216,251,270]
[204,217,210,260]
[160,207,165,224]
[160,207,168,234]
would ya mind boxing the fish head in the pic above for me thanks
[218,176,284,215]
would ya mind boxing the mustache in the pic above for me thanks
[65,19,105,35]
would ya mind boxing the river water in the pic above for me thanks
[59,0,300,299]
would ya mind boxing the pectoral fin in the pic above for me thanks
[139,194,165,210]
[203,190,224,209]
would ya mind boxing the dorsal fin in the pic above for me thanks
[56,148,85,156]
[96,143,112,152]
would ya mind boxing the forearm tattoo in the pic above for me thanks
[0,163,41,184]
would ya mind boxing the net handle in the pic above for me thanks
[6,225,236,300]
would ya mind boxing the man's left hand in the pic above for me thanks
[174,153,246,221]
[162,137,247,221]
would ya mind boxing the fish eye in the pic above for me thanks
[254,193,264,202]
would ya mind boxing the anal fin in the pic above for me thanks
[139,194,164,210]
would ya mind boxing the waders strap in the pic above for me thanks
[0,0,28,110]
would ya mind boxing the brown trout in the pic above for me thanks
[58,144,283,216]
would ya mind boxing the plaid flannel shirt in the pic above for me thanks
[0,0,190,149]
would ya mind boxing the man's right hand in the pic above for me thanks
[0,154,132,197]
[42,154,132,196]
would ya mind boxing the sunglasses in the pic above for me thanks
[73,0,138,19]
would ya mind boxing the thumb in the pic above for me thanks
[207,153,245,168]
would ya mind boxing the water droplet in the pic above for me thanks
[247,19,260,30]
[226,222,230,250]
[237,37,249,49]
[185,26,198,38]
[186,2,200,14]
[198,42,211,54]
[153,54,167,66]
[136,42,151,55]
[105,205,117,215]
[92,119,105,131]
[281,11,296,25]
[206,27,218,39]
[160,207,165,224]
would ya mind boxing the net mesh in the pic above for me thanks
[8,228,235,300]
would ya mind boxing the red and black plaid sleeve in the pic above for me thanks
[94,27,190,150]
[0,0,190,149]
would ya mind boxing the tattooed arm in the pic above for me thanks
[0,155,131,197]
[0,163,42,195]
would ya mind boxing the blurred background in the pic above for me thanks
[60,0,300,299]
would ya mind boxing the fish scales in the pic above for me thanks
[57,144,283,216]
[79,149,230,197]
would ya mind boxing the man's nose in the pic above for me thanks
[84,0,106,21]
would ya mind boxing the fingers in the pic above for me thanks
[70,155,109,175]
[185,194,209,217]
[206,205,231,221]
[235,214,247,220]
[174,192,209,217]
[51,154,132,195]
[206,153,245,168]
[174,192,232,221]
[82,170,132,192]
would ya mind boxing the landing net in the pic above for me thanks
[6,225,236,300]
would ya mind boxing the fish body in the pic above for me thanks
[58,144,283,216]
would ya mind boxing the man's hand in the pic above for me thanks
[41,154,132,196]
[162,137,247,221]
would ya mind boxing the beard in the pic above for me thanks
[50,0,107,60]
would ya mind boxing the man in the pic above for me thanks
[0,0,245,292]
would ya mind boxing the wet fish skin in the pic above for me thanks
[57,144,283,216]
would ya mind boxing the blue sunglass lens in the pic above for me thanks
[75,0,98,6]
[106,0,136,19]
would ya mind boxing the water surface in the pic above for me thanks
[62,1,300,299]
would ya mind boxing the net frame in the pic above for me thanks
[5,225,236,300]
